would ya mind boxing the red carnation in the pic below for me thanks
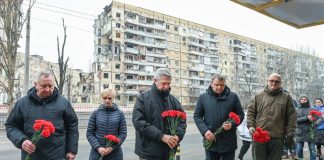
[100,134,120,160]
[308,110,322,139]
[253,127,270,143]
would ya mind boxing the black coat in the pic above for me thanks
[5,87,79,160]
[295,105,317,142]
[132,84,187,160]
[194,85,244,152]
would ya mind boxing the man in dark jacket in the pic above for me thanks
[194,74,244,160]
[132,68,187,160]
[247,73,296,160]
[5,71,79,160]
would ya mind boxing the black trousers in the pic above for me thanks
[238,140,251,159]
[253,137,284,160]
[206,150,235,160]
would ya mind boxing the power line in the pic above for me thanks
[23,3,95,21]
[25,0,97,18]
[31,17,93,33]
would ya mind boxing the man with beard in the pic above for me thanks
[247,73,297,160]
[194,73,244,160]
[132,68,187,160]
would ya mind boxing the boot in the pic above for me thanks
[318,148,322,157]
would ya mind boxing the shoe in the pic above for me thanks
[290,154,297,160]
[282,155,289,159]
[318,148,322,157]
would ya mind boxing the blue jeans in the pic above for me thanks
[296,141,316,160]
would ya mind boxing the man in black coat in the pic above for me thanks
[5,71,79,160]
[132,68,187,160]
[194,74,244,160]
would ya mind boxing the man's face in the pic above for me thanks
[267,75,281,90]
[154,76,171,91]
[300,97,308,104]
[35,75,55,98]
[211,79,225,94]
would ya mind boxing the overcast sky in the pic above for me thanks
[18,0,324,72]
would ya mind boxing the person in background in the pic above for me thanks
[5,71,79,160]
[295,94,317,160]
[86,88,127,160]
[315,98,324,159]
[237,111,252,160]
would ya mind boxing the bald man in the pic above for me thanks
[247,73,297,160]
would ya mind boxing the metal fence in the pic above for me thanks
[0,111,194,143]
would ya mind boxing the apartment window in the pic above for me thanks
[98,29,102,36]
[183,28,186,33]
[98,48,101,54]
[116,12,121,18]
[129,96,135,102]
[115,85,120,91]
[175,60,179,66]
[116,23,121,28]
[115,64,120,69]
[174,26,178,31]
[116,32,121,38]
[166,24,170,29]
[98,38,101,45]
[103,73,109,79]
[103,84,109,89]
[115,74,120,80]
[116,95,121,100]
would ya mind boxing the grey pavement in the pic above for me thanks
[0,123,315,160]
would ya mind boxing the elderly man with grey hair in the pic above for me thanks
[132,68,187,160]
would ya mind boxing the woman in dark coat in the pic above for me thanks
[87,89,127,160]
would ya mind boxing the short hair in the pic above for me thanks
[315,98,323,103]
[211,74,226,82]
[154,68,172,80]
[268,73,281,81]
[36,71,54,83]
[100,88,115,97]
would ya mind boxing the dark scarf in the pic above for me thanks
[152,83,171,98]
[265,85,283,96]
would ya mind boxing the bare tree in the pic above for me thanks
[50,18,69,94]
[0,0,35,111]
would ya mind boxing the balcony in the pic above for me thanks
[204,37,218,43]
[125,18,166,30]
[124,69,146,75]
[125,28,166,39]
[146,61,167,67]
[146,52,167,58]
[189,66,204,72]
[125,47,139,54]
[188,50,205,57]
[189,41,205,48]
[124,89,139,95]
[125,38,167,49]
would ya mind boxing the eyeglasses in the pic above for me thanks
[103,97,113,100]
[268,80,281,84]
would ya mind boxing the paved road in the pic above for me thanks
[1,123,314,160]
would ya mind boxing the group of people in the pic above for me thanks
[4,69,324,160]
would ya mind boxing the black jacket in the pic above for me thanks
[132,84,187,160]
[194,85,244,152]
[295,104,317,142]
[5,87,79,160]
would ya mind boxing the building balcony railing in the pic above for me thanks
[146,52,167,58]
[124,89,139,95]
[125,47,139,54]
[125,28,166,39]
[189,41,205,48]
[125,38,167,49]
[125,18,166,30]
[204,37,219,43]
[188,50,205,57]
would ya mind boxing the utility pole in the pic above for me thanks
[23,8,31,96]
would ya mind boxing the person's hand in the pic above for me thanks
[222,122,232,130]
[161,134,178,148]
[66,152,76,160]
[22,140,35,154]
[286,136,294,149]
[307,115,313,121]
[97,147,106,156]
[204,130,215,141]
[249,127,255,135]
[105,147,113,155]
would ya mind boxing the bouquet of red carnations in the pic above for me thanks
[99,134,120,160]
[252,127,270,143]
[161,110,186,160]
[308,110,322,139]
[25,119,55,160]
[203,112,241,149]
